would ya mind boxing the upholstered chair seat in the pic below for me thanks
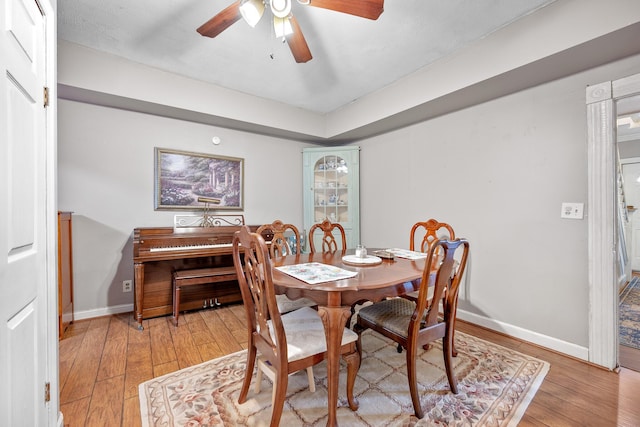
[357,298,419,337]
[271,306,359,360]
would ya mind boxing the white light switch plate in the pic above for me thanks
[561,202,584,219]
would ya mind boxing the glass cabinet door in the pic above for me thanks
[313,155,349,223]
[303,147,360,250]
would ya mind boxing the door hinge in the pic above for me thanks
[43,86,49,107]
[44,382,50,403]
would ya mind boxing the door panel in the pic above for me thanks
[0,0,47,425]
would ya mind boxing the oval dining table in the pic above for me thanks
[270,250,427,427]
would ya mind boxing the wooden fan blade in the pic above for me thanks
[285,16,312,63]
[308,0,384,20]
[197,0,242,38]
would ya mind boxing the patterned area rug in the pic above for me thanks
[139,330,548,426]
[620,277,640,350]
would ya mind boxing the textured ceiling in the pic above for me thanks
[57,0,555,114]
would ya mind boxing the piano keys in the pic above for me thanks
[133,225,260,330]
[149,243,232,253]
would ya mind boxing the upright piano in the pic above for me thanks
[132,223,261,330]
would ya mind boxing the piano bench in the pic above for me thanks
[172,266,238,326]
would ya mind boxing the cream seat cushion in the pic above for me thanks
[275,294,317,314]
[267,306,358,362]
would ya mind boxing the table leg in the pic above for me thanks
[317,305,351,427]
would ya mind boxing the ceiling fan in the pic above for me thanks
[197,0,384,63]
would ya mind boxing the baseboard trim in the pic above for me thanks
[457,309,589,361]
[73,303,134,321]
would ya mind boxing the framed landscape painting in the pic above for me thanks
[155,148,244,210]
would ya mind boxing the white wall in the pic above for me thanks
[358,53,640,352]
[57,100,313,317]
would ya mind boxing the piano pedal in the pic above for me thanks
[215,298,222,307]
[209,298,215,308]
[203,300,208,309]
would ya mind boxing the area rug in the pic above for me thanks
[139,330,549,426]
[620,276,640,350]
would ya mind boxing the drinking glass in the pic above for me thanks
[355,245,367,258]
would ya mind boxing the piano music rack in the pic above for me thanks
[174,214,245,229]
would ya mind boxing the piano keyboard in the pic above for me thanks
[149,243,233,252]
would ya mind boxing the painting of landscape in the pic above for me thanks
[155,148,243,210]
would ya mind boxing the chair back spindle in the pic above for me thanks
[414,238,469,331]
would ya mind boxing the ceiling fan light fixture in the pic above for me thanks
[270,0,291,18]
[274,16,293,38]
[239,0,265,27]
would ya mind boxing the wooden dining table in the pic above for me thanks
[271,249,428,427]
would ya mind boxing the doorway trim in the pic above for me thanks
[587,72,640,369]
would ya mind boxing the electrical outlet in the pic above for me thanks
[122,280,132,292]
[561,202,584,219]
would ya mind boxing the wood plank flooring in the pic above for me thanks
[59,305,640,426]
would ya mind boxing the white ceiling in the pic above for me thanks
[57,0,556,115]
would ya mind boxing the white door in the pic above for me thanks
[622,162,640,271]
[0,0,49,425]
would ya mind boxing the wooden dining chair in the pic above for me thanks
[308,218,347,253]
[403,219,456,301]
[402,219,459,355]
[232,225,360,427]
[410,219,456,252]
[354,238,470,419]
[256,220,317,315]
[257,219,302,258]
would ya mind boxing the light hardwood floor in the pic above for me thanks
[59,305,640,426]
